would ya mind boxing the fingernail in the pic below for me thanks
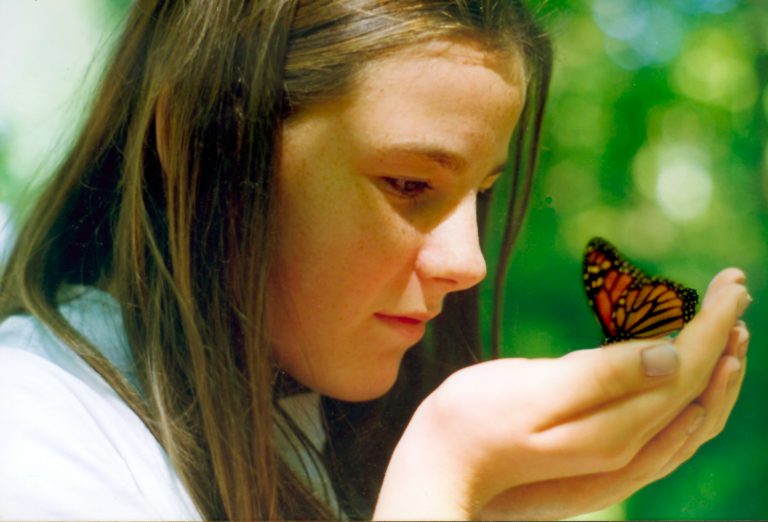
[641,343,679,377]
[687,410,706,436]
[737,292,752,317]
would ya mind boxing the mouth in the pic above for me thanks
[374,312,431,343]
[377,314,423,325]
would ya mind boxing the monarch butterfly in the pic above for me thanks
[583,237,698,345]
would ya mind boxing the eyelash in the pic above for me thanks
[380,176,498,205]
[381,177,434,200]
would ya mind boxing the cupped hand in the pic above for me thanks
[373,269,750,520]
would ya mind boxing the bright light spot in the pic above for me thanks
[672,28,757,111]
[672,0,738,15]
[0,203,14,265]
[0,0,119,183]
[656,151,713,222]
[592,0,648,40]
[595,2,683,69]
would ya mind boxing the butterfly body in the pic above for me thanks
[583,237,698,345]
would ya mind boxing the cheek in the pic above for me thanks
[267,172,421,397]
[276,177,412,293]
[269,168,418,333]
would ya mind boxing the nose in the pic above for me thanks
[415,195,487,292]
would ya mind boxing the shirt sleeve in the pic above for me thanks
[0,347,186,521]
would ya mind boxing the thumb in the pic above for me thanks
[541,339,680,427]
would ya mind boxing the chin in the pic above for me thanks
[322,364,402,402]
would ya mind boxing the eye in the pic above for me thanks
[381,177,434,200]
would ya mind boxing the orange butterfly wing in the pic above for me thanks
[583,237,698,344]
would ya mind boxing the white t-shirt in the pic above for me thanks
[0,288,338,520]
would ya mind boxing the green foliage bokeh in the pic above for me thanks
[494,0,767,518]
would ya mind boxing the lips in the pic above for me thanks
[376,310,439,323]
[379,315,423,325]
[374,312,431,343]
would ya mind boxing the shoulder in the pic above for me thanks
[0,312,200,520]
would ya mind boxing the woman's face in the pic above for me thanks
[268,39,527,401]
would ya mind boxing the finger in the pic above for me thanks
[698,352,745,443]
[622,402,707,484]
[639,341,744,454]
[659,355,746,477]
[702,268,746,309]
[674,281,750,389]
[723,323,742,358]
[724,321,749,359]
[539,343,739,465]
[481,403,707,521]
[534,377,692,475]
[548,272,749,425]
[541,311,745,463]
[539,339,680,428]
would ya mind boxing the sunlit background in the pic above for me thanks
[1,0,766,519]
[500,1,768,519]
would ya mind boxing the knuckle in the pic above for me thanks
[607,446,636,471]
[589,358,627,401]
[591,437,636,471]
[707,417,727,441]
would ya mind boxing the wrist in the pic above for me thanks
[373,396,477,520]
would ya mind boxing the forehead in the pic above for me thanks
[332,38,527,131]
[281,37,527,178]
[285,37,527,128]
[356,37,526,93]
[344,39,526,144]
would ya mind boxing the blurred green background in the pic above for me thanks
[1,0,765,519]
[498,0,767,519]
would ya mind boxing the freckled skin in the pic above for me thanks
[268,39,526,401]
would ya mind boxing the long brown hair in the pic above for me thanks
[0,1,551,519]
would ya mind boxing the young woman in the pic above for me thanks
[0,1,750,520]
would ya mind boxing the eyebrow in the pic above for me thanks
[373,143,509,177]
